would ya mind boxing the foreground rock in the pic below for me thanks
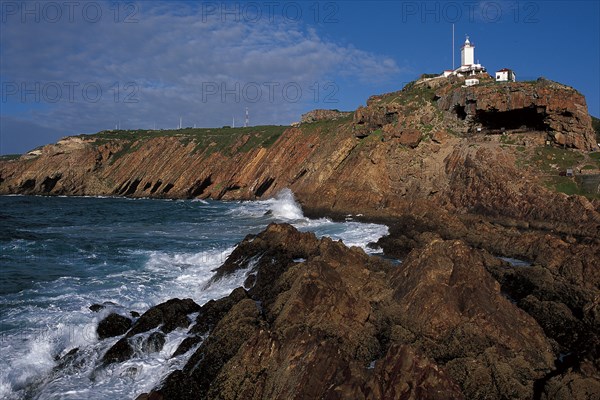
[96,313,132,339]
[124,223,599,399]
[101,298,200,365]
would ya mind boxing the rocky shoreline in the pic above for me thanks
[4,75,600,398]
[75,223,597,399]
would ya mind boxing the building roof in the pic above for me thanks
[497,68,512,72]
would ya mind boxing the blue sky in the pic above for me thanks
[1,0,599,154]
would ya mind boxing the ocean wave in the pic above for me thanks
[0,193,390,399]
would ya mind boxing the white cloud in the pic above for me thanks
[0,2,402,143]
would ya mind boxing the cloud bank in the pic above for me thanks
[0,1,402,153]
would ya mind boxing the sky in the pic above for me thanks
[1,0,599,154]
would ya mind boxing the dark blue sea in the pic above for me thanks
[0,190,388,399]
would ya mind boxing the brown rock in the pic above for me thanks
[397,129,422,148]
[140,224,566,399]
[435,80,597,150]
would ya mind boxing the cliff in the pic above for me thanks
[79,223,597,400]
[6,76,600,398]
[1,78,598,224]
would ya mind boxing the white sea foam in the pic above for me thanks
[0,193,389,399]
[0,245,249,400]
[230,189,389,253]
[263,188,305,220]
[500,257,532,267]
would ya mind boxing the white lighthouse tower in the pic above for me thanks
[461,36,475,66]
[448,34,485,79]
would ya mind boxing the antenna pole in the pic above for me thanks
[244,107,249,128]
[452,24,455,70]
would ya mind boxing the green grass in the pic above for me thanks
[547,177,580,195]
[0,154,22,161]
[500,134,517,145]
[78,125,289,161]
[544,176,599,198]
[300,114,352,136]
[531,147,584,173]
[522,146,600,199]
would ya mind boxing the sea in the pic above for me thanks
[0,189,389,399]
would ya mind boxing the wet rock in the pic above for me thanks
[102,298,200,365]
[135,392,164,400]
[156,299,262,399]
[127,298,200,337]
[97,313,132,339]
[54,348,81,372]
[102,337,134,365]
[141,332,166,354]
[173,287,249,357]
[89,301,120,312]
[89,304,104,312]
[211,223,320,280]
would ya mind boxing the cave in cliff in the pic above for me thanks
[475,107,549,132]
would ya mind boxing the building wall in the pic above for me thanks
[462,45,474,66]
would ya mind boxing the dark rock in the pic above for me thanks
[132,222,596,399]
[147,224,488,399]
[135,392,164,400]
[211,223,319,281]
[127,298,200,337]
[243,273,256,289]
[130,311,140,318]
[155,299,262,400]
[102,298,200,365]
[102,337,134,365]
[540,359,600,400]
[97,313,132,340]
[141,332,166,354]
[89,304,104,312]
[54,348,80,371]
[173,287,248,357]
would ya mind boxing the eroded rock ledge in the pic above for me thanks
[89,223,598,400]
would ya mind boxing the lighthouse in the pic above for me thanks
[461,36,475,66]
[440,33,487,81]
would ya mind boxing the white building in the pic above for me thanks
[461,37,475,66]
[465,78,480,86]
[496,68,516,82]
[440,36,486,81]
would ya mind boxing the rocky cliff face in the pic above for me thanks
[435,77,597,150]
[96,223,595,400]
[1,78,598,259]
[5,77,600,398]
